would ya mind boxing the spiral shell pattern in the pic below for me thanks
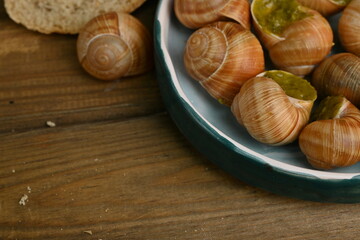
[231,76,314,145]
[77,12,153,80]
[184,21,264,106]
[174,0,250,29]
[299,97,360,169]
[339,0,360,57]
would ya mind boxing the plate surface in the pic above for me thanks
[154,0,360,202]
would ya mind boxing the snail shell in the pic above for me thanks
[299,96,360,169]
[339,0,360,57]
[231,71,317,146]
[184,21,265,106]
[296,0,351,16]
[174,0,250,29]
[251,0,333,76]
[77,12,153,81]
[312,53,360,108]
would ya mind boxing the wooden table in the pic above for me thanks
[1,1,360,239]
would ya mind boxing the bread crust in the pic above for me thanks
[4,0,147,34]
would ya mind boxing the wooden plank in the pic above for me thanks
[0,0,164,133]
[0,113,359,240]
[2,0,360,239]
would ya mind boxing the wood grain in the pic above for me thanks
[0,0,164,133]
[2,114,360,240]
[2,0,360,239]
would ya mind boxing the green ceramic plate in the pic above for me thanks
[154,0,360,203]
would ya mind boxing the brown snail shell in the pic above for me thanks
[251,0,333,76]
[311,53,360,108]
[184,21,265,106]
[231,71,317,146]
[299,96,360,169]
[174,0,250,30]
[77,12,153,81]
[296,0,351,16]
[339,0,360,57]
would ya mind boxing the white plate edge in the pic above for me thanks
[156,0,359,180]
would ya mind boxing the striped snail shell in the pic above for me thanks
[77,12,153,81]
[174,0,250,29]
[299,96,360,169]
[184,21,265,106]
[251,0,333,76]
[231,70,317,146]
[296,0,351,16]
[311,53,360,108]
[339,0,360,57]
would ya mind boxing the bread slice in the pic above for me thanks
[4,0,147,34]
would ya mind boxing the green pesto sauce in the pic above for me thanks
[218,98,226,105]
[331,0,351,6]
[264,70,317,101]
[311,96,344,121]
[253,0,312,35]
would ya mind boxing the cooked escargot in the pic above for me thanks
[338,0,360,57]
[296,0,351,16]
[184,21,265,106]
[251,0,333,76]
[312,53,360,108]
[299,96,360,170]
[231,70,317,146]
[174,0,250,29]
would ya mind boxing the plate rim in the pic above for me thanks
[153,0,360,203]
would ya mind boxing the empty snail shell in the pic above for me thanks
[77,12,153,81]
[311,53,360,108]
[174,0,250,29]
[296,0,351,16]
[299,96,360,169]
[184,21,265,106]
[231,70,317,146]
[338,0,360,57]
[251,0,333,76]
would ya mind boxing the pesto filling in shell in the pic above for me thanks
[253,0,312,35]
[264,70,317,101]
[311,96,344,121]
